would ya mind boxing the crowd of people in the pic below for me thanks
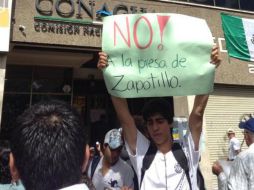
[0,46,253,190]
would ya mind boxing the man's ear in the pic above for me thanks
[9,153,20,182]
[82,144,90,173]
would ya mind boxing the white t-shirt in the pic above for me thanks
[88,157,134,190]
[228,137,240,160]
[125,130,200,190]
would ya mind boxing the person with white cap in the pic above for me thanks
[88,129,134,190]
[227,129,240,161]
[212,113,254,190]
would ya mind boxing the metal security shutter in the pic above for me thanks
[205,84,254,190]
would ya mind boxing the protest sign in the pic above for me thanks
[102,13,214,98]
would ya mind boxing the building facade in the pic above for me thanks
[1,0,254,189]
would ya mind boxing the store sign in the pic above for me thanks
[249,63,254,74]
[0,0,12,52]
[34,0,153,37]
[35,0,151,18]
[34,22,102,37]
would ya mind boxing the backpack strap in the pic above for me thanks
[90,155,101,179]
[172,143,192,190]
[140,142,157,187]
[197,166,205,190]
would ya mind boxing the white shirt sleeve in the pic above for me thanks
[228,156,248,190]
[232,138,241,151]
[184,130,200,164]
[218,172,228,190]
[182,130,201,190]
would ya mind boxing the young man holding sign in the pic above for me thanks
[97,46,220,190]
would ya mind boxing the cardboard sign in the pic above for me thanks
[102,13,214,98]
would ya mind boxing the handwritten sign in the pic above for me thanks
[102,13,214,98]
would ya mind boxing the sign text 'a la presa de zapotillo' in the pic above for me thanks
[102,13,214,98]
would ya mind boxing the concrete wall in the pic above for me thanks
[11,0,254,86]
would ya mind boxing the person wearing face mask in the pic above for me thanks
[88,129,134,190]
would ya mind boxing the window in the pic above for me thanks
[157,0,254,11]
[240,0,254,11]
[190,0,214,6]
[216,0,240,9]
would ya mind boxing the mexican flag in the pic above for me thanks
[221,13,254,62]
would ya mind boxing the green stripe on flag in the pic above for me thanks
[221,13,251,62]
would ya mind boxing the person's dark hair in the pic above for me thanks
[10,100,86,190]
[0,140,11,184]
[142,98,174,124]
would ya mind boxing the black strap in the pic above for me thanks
[172,143,192,190]
[140,142,157,187]
[90,155,101,179]
[197,166,205,190]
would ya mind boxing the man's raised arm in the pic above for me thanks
[111,96,137,154]
[189,46,221,150]
[189,94,209,151]
[97,52,137,154]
